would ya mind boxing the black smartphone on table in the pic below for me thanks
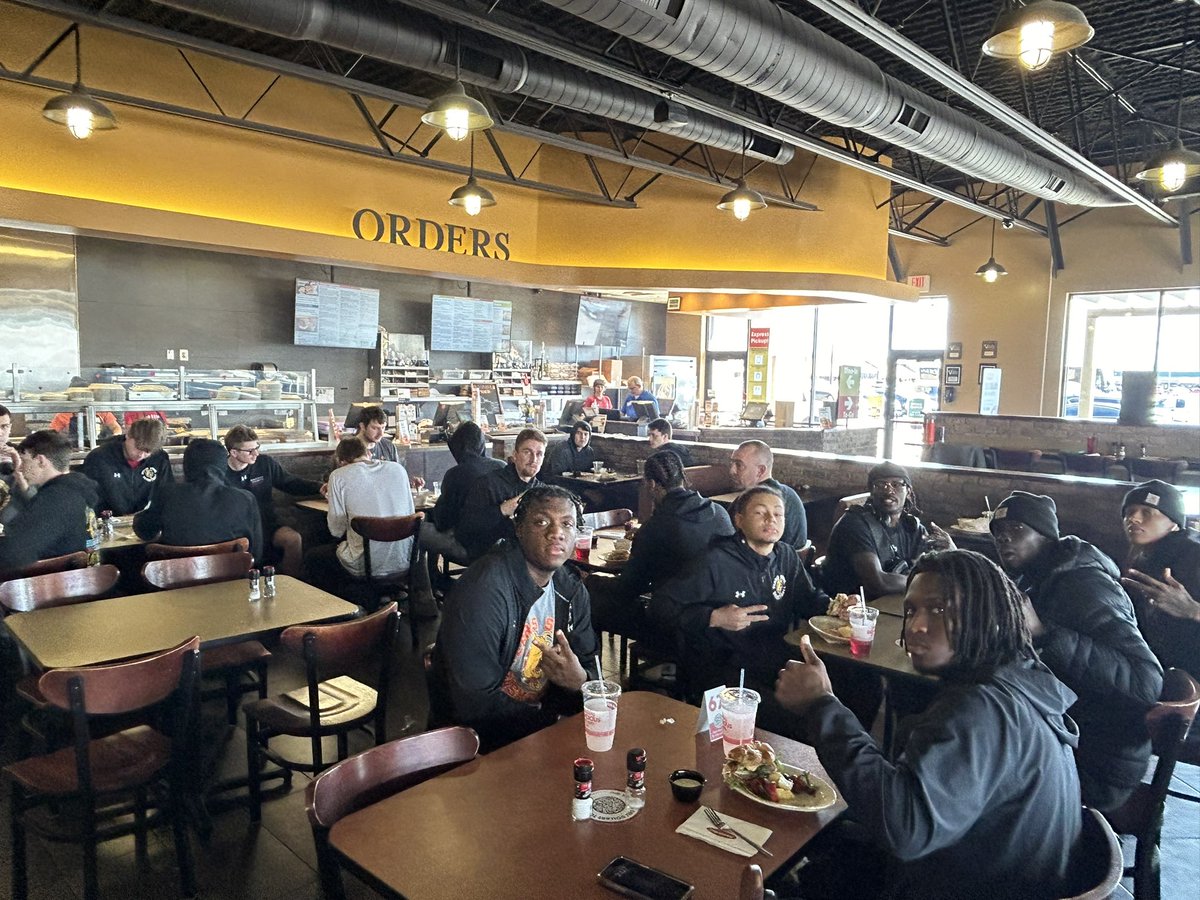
[597,856,695,900]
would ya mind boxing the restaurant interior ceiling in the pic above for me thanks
[6,0,1199,258]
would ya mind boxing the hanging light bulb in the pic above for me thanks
[422,81,492,141]
[449,134,496,216]
[983,2,1093,72]
[717,182,767,221]
[975,220,1008,283]
[41,28,116,139]
[1135,15,1200,197]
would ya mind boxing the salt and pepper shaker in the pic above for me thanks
[572,757,594,821]
[100,509,115,538]
[248,568,261,602]
[1116,444,1126,461]
[625,747,646,810]
[262,565,276,598]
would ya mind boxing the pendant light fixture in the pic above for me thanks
[449,133,495,216]
[421,32,493,141]
[975,220,1008,283]
[717,131,766,221]
[1135,10,1200,194]
[982,2,1093,72]
[41,27,117,139]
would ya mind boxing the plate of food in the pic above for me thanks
[723,742,837,812]
[808,615,852,644]
[601,550,630,564]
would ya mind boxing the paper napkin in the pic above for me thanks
[675,806,773,858]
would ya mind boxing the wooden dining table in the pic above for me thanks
[787,612,930,683]
[4,575,359,669]
[296,492,438,514]
[329,692,845,900]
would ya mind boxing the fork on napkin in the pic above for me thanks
[675,806,772,857]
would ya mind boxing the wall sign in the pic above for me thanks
[980,366,1002,415]
[746,327,771,400]
[981,340,998,359]
[944,365,962,386]
[351,209,511,260]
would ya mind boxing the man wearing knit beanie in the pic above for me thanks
[991,490,1162,813]
[1119,480,1200,684]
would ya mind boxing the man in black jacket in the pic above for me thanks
[652,485,825,719]
[0,404,33,527]
[0,431,99,574]
[81,416,174,515]
[457,428,545,561]
[991,490,1162,812]
[431,485,598,752]
[422,422,504,565]
[646,418,694,467]
[135,439,263,563]
[224,425,319,576]
[728,440,807,548]
[542,421,596,477]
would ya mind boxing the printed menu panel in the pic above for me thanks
[430,295,513,352]
[294,279,380,349]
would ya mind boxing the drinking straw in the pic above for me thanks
[595,659,603,685]
[985,495,992,513]
[738,668,746,695]
[858,586,867,609]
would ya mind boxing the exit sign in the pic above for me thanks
[907,274,931,292]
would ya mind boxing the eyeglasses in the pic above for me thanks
[872,479,908,491]
[234,445,260,455]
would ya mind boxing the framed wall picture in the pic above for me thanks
[947,342,962,360]
[981,340,998,359]
[979,362,997,384]
[944,365,962,386]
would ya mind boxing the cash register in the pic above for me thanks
[738,402,769,426]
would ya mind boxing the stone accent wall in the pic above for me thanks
[932,412,1200,461]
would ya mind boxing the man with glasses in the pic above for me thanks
[457,428,546,562]
[820,462,952,599]
[224,424,320,577]
[431,485,597,751]
[81,416,174,515]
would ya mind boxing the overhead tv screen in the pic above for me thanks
[430,295,513,352]
[293,279,380,349]
[575,296,633,347]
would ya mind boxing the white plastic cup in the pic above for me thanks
[720,687,761,755]
[432,481,441,496]
[848,606,880,657]
[592,461,604,474]
[582,680,621,752]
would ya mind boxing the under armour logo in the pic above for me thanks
[734,590,746,599]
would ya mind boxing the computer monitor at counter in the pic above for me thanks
[630,400,657,422]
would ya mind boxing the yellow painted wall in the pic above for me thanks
[0,3,895,294]
[896,203,1198,415]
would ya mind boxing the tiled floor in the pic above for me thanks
[2,627,1197,899]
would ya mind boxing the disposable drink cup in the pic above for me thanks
[720,687,761,755]
[574,526,593,562]
[636,460,645,475]
[582,681,621,752]
[592,461,604,474]
[849,606,880,657]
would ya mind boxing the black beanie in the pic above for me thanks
[991,491,1059,539]
[1122,480,1186,530]
[868,461,911,488]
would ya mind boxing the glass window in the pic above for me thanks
[705,315,749,352]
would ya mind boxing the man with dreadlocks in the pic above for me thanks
[776,550,1083,900]
[820,461,953,599]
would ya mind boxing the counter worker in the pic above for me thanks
[50,409,123,441]
[620,376,659,421]
[80,416,174,515]
[224,425,320,578]
[582,375,612,414]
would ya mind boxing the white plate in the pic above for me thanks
[601,551,630,563]
[726,762,838,812]
[808,615,852,645]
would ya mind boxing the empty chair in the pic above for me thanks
[1,550,90,582]
[305,726,480,899]
[1060,453,1111,477]
[988,447,1043,471]
[145,537,250,560]
[583,508,634,530]
[3,636,200,900]
[244,602,400,821]
[922,443,990,468]
[141,551,265,724]
[1102,668,1200,900]
[1062,808,1123,900]
[1128,457,1189,484]
[0,564,120,615]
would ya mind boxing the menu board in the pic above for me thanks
[293,279,380,349]
[430,295,513,352]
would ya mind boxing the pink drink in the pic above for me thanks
[720,687,761,755]
[848,606,879,657]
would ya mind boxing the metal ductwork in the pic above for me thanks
[541,0,1125,207]
[153,0,794,165]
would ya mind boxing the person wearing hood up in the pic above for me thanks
[589,449,733,641]
[990,490,1161,812]
[134,438,262,564]
[541,420,597,478]
[776,550,1083,900]
[421,421,504,566]
[0,430,100,574]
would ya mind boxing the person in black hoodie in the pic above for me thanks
[134,438,263,564]
[223,425,320,576]
[0,431,99,574]
[1118,480,1200,683]
[431,485,598,752]
[422,421,504,565]
[651,484,826,721]
[646,418,694,467]
[541,420,597,477]
[991,490,1162,812]
[776,550,1082,900]
[457,428,545,561]
[81,416,174,515]
[589,449,733,640]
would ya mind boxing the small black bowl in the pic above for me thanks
[668,769,706,802]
